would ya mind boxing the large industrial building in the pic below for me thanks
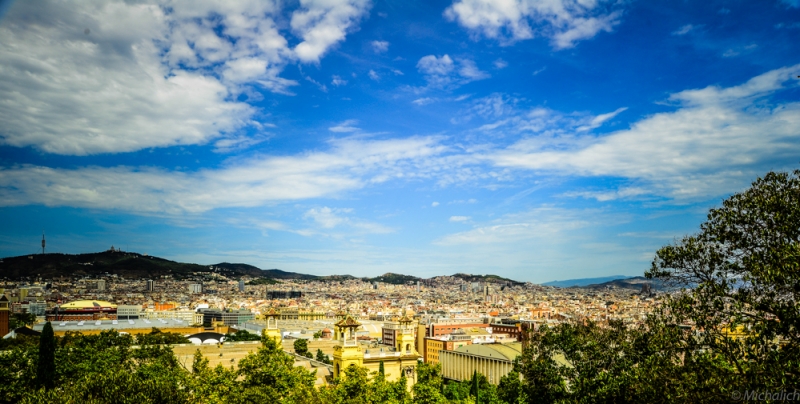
[46,300,118,321]
[440,342,523,385]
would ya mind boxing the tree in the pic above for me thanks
[316,348,330,364]
[471,370,479,403]
[647,169,800,391]
[293,338,309,356]
[412,362,447,404]
[191,349,209,374]
[224,329,261,342]
[10,312,37,329]
[379,361,385,376]
[36,321,55,389]
[497,369,523,404]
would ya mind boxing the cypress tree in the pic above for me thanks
[471,370,479,404]
[36,321,56,389]
[379,360,385,376]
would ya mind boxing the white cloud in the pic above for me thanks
[303,207,392,234]
[291,0,371,63]
[416,54,489,89]
[489,64,800,199]
[418,55,455,76]
[672,24,695,36]
[213,133,271,153]
[436,207,593,245]
[0,136,450,214]
[332,75,348,86]
[304,207,350,228]
[444,0,623,49]
[371,40,389,53]
[368,69,380,80]
[412,97,437,106]
[562,187,649,202]
[0,0,371,155]
[431,201,440,207]
[329,119,361,132]
[493,58,508,69]
[449,215,471,222]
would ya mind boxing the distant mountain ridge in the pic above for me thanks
[1,250,548,286]
[583,276,666,291]
[542,275,633,288]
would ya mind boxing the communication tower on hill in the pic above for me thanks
[41,231,46,255]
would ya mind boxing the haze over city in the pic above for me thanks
[1,0,799,282]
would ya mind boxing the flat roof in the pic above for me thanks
[33,318,195,333]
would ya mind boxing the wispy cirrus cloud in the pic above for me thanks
[329,119,361,132]
[416,54,489,90]
[0,136,449,214]
[444,0,624,49]
[488,64,800,200]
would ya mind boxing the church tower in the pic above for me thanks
[262,308,282,350]
[396,313,418,355]
[332,315,363,378]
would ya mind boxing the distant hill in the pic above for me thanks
[363,272,421,285]
[213,263,320,281]
[542,275,632,288]
[1,251,208,280]
[451,273,524,286]
[583,276,666,291]
[0,251,278,281]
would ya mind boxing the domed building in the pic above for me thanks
[47,300,117,321]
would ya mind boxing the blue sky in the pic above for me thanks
[0,0,799,283]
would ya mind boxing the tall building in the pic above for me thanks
[146,279,154,292]
[0,295,10,336]
[97,279,106,291]
[238,279,245,292]
[189,283,203,294]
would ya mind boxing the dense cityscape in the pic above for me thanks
[1,251,662,388]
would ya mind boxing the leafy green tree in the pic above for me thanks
[36,321,55,389]
[9,312,37,329]
[412,362,447,404]
[316,348,330,364]
[379,360,385,376]
[192,349,209,374]
[471,370,479,402]
[223,329,261,342]
[137,327,190,345]
[236,335,320,403]
[0,342,38,402]
[647,169,800,394]
[293,338,309,356]
[497,369,523,404]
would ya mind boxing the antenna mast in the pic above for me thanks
[41,231,46,255]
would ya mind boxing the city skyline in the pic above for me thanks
[1,0,799,283]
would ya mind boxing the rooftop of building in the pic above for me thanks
[59,300,117,309]
[33,317,195,333]
[454,342,522,361]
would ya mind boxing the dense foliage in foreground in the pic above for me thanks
[2,170,799,403]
